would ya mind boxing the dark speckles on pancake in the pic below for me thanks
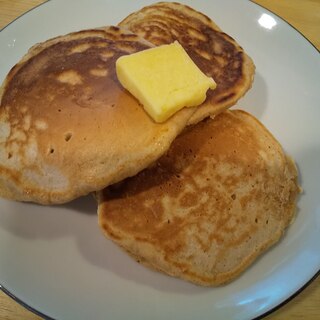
[120,4,244,98]
[119,2,255,124]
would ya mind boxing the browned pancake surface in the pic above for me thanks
[0,26,195,204]
[119,2,255,124]
[98,110,300,286]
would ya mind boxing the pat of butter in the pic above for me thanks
[116,41,216,123]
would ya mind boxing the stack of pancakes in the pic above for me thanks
[0,2,300,286]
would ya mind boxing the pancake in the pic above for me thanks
[0,26,196,204]
[119,2,256,125]
[97,110,300,286]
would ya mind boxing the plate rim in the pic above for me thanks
[1,270,319,320]
[0,0,49,33]
[0,1,319,319]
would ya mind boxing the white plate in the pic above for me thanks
[0,1,319,319]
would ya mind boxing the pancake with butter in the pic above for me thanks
[0,26,196,204]
[97,110,300,286]
[119,2,255,125]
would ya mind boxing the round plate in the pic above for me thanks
[0,1,319,319]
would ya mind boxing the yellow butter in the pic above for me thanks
[116,41,216,123]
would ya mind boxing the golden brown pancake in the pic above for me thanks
[97,110,300,286]
[119,2,256,125]
[0,26,196,204]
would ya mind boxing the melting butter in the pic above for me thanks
[116,41,216,123]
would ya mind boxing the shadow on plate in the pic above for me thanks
[0,192,210,293]
[235,71,268,119]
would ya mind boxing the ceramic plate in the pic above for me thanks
[0,1,319,319]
